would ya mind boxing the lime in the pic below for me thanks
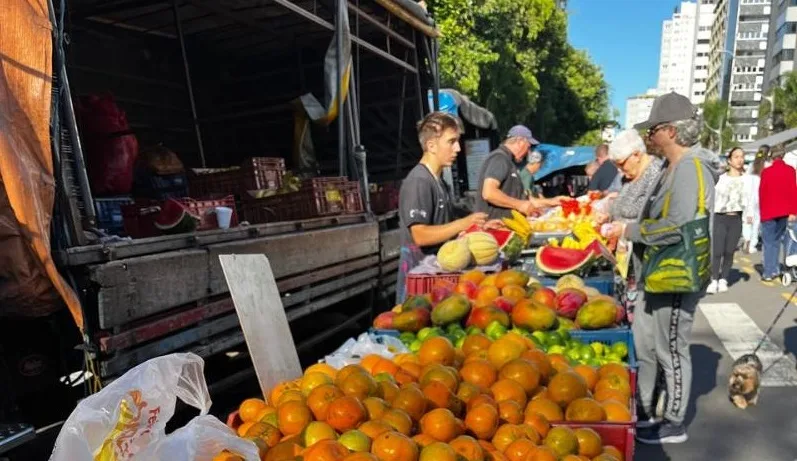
[566,348,581,362]
[605,353,622,364]
[590,342,606,356]
[586,358,602,367]
[547,345,566,355]
[546,332,564,347]
[417,328,435,341]
[579,345,596,361]
[611,342,629,359]
[485,321,508,340]
[532,330,548,344]
[432,327,445,336]
[446,323,463,334]
[399,332,416,344]
[466,326,484,336]
[409,339,422,353]
[528,335,544,349]
[455,336,466,349]
[558,328,572,341]
[338,430,371,452]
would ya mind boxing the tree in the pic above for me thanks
[699,98,733,153]
[757,71,797,138]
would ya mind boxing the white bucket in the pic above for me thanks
[215,206,233,229]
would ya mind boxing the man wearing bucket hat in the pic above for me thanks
[475,125,566,220]
[603,91,720,444]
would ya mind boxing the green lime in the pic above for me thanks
[446,323,463,334]
[586,358,602,367]
[566,348,581,362]
[605,353,622,363]
[532,331,548,345]
[432,327,445,336]
[452,330,467,342]
[409,339,422,353]
[417,328,435,341]
[579,345,596,361]
[547,345,566,355]
[455,336,466,349]
[590,342,606,356]
[485,321,508,340]
[611,342,629,359]
[528,335,544,349]
[546,332,564,347]
[466,326,484,336]
[558,328,572,341]
[399,332,416,344]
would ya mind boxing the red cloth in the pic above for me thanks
[759,159,797,222]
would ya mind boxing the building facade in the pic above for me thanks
[727,0,772,142]
[658,2,699,97]
[625,89,660,129]
[691,0,718,104]
[707,0,739,102]
[764,0,797,92]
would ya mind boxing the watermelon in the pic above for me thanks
[465,226,524,262]
[154,199,199,234]
[535,245,596,276]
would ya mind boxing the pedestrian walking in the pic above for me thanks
[742,153,765,254]
[707,147,748,294]
[758,145,797,281]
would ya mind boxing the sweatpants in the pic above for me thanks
[632,291,701,425]
[711,213,742,280]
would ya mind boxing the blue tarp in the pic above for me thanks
[532,144,597,180]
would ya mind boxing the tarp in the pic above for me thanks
[428,89,498,131]
[0,0,83,329]
[532,144,596,180]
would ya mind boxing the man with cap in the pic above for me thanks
[475,125,565,220]
[603,91,720,444]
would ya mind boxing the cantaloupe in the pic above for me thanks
[466,232,499,265]
[437,240,471,272]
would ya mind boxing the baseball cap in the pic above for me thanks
[633,92,698,130]
[507,125,540,145]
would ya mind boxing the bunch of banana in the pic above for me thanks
[502,210,532,244]
[572,221,607,247]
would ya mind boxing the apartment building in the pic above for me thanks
[658,2,699,97]
[626,89,660,128]
[707,0,739,101]
[692,1,718,104]
[764,0,797,92]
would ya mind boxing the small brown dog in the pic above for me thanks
[728,354,763,409]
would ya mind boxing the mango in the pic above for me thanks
[431,294,471,326]
[393,308,431,332]
[575,299,618,330]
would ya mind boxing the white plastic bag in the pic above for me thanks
[50,353,258,461]
[138,415,259,461]
[323,332,408,369]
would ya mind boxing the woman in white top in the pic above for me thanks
[708,147,750,294]
[742,153,765,253]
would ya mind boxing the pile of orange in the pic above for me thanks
[215,334,631,461]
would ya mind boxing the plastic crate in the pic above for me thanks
[569,328,637,370]
[94,196,134,235]
[539,272,615,295]
[406,273,461,296]
[121,196,238,238]
[342,182,365,214]
[188,157,286,198]
[242,157,285,192]
[551,423,634,461]
[370,182,400,214]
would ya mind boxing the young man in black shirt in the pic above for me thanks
[396,112,488,303]
[475,125,566,220]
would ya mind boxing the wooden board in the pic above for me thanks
[219,254,303,400]
[380,229,401,261]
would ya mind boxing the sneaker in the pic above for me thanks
[636,421,688,444]
[635,407,661,429]
[706,279,718,294]
[718,279,728,293]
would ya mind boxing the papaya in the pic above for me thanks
[393,308,431,332]
[431,295,471,326]
[494,270,530,289]
[511,299,556,332]
[402,295,433,312]
[575,299,618,330]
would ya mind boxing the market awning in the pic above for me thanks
[741,127,797,153]
[533,145,596,180]
[429,88,498,130]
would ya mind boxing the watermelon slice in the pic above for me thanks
[536,245,597,276]
[465,225,513,246]
[154,199,199,234]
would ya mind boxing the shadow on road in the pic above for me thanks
[782,324,797,361]
[726,268,750,287]
[635,344,721,461]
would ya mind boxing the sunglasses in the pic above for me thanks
[647,124,671,137]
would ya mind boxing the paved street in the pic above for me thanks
[636,252,797,460]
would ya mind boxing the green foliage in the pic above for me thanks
[699,98,733,152]
[426,0,610,146]
[757,71,797,138]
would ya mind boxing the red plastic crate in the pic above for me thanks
[551,423,635,461]
[188,157,285,198]
[552,369,637,429]
[406,273,461,296]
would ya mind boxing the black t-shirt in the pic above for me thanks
[474,146,526,220]
[588,161,619,192]
[398,164,455,255]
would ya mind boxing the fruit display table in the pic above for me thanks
[537,272,616,296]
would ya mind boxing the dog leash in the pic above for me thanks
[752,282,797,355]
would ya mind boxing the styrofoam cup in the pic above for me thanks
[215,206,233,229]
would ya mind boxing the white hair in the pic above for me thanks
[608,129,646,162]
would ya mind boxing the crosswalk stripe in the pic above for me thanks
[781,292,797,305]
[700,303,797,387]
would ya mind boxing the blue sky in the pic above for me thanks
[567,0,679,127]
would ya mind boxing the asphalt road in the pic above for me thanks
[636,251,797,460]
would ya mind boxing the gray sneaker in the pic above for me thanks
[636,421,688,444]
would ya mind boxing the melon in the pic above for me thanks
[466,232,500,265]
[555,274,585,291]
[535,246,594,276]
[154,199,198,234]
[437,239,471,272]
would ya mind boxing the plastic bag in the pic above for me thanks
[324,332,408,369]
[138,415,259,461]
[50,353,258,461]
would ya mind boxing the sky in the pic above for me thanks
[566,0,680,127]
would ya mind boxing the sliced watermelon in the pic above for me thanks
[465,225,513,247]
[535,245,596,276]
[154,199,199,234]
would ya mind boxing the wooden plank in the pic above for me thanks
[295,307,371,353]
[278,255,379,293]
[98,298,235,352]
[380,229,401,261]
[283,267,379,309]
[92,222,379,329]
[100,313,241,377]
[286,281,376,321]
[219,254,303,400]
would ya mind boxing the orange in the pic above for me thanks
[522,412,550,438]
[277,400,313,436]
[420,408,464,443]
[419,441,458,461]
[236,421,255,438]
[477,440,497,453]
[254,406,278,426]
[501,285,526,303]
[465,350,490,364]
[302,372,335,396]
[561,456,590,461]
[467,394,497,412]
[571,365,599,391]
[370,431,419,461]
[246,437,269,459]
[462,334,493,357]
[303,439,349,461]
[518,424,541,444]
[601,399,632,422]
[359,420,393,439]
[264,440,302,461]
[361,355,384,374]
[593,388,629,404]
[392,386,428,422]
[525,398,563,422]
[528,446,558,461]
[461,270,487,285]
[239,398,269,423]
[373,359,400,377]
[394,353,419,366]
[400,363,422,380]
[573,427,602,458]
[413,433,438,449]
[449,435,485,461]
[302,421,339,447]
[547,371,588,408]
[213,452,245,461]
[542,426,578,458]
[490,379,527,407]
[380,408,414,435]
[564,398,606,422]
[244,421,281,447]
[499,359,541,395]
[308,384,344,421]
[546,354,571,374]
[340,372,380,401]
[602,445,624,461]
[594,375,631,400]
[485,451,509,461]
[530,386,550,401]
[598,363,630,382]
[379,380,400,403]
[465,403,499,440]
[363,397,389,420]
[278,390,306,406]
[336,365,369,387]
[497,400,523,424]
[327,396,367,432]
[487,340,525,370]
[490,424,525,452]
[269,381,300,407]
[307,363,338,380]
[422,380,453,409]
[419,337,456,366]
[420,365,459,393]
[460,359,498,390]
[457,382,483,405]
[503,438,537,461]
[480,274,497,287]
[344,453,380,461]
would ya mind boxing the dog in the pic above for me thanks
[728,353,763,409]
